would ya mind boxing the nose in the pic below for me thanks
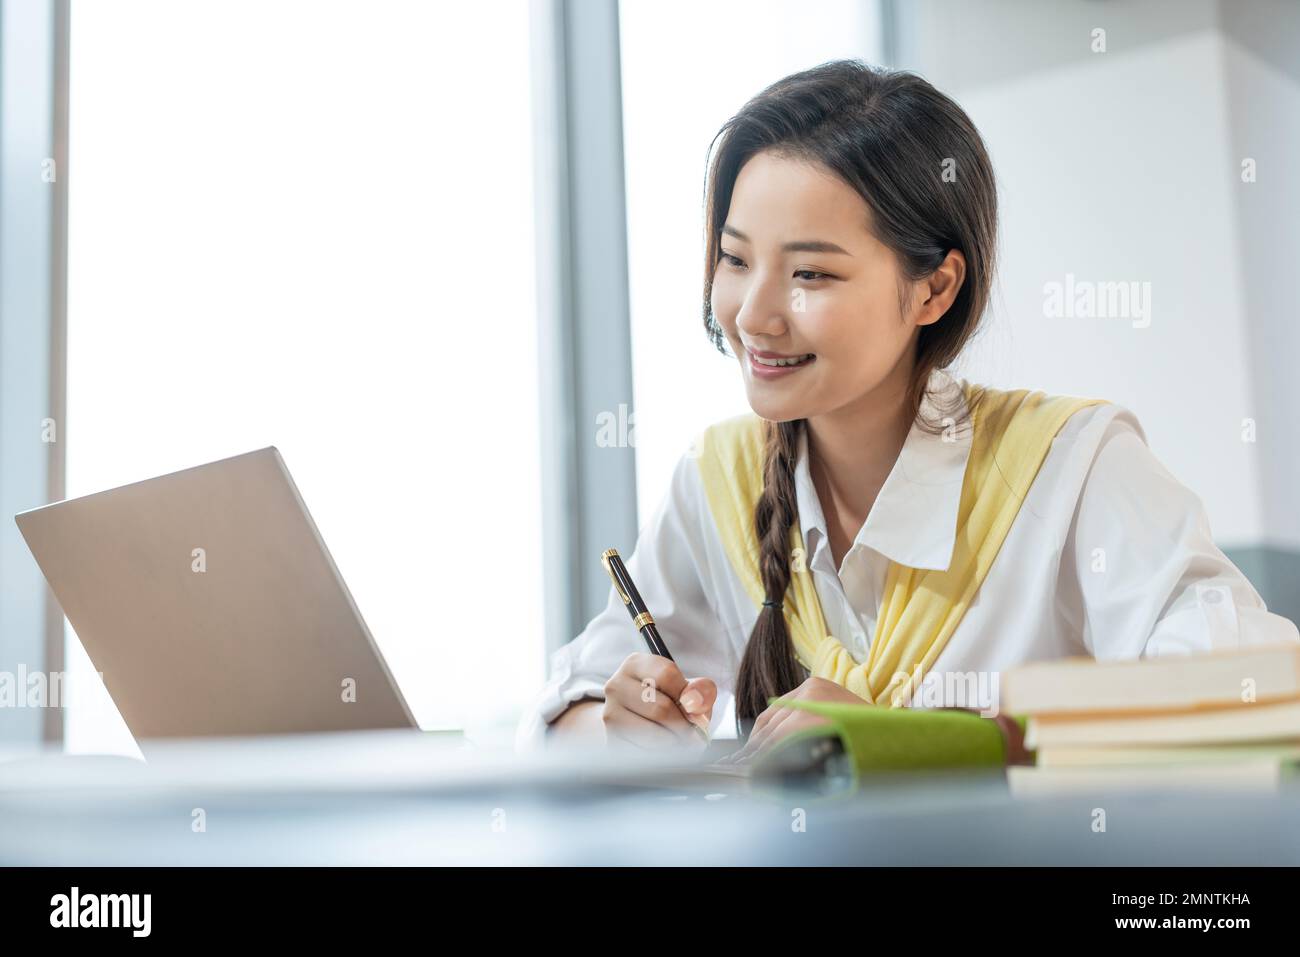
[734,268,790,341]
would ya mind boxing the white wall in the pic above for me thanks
[947,28,1262,544]
[906,0,1299,553]
[1222,2,1300,551]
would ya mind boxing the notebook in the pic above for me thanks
[653,697,1010,797]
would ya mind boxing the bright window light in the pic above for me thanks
[65,0,541,754]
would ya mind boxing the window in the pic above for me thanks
[65,0,542,753]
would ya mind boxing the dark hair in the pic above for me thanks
[700,59,999,735]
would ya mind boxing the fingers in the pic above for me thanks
[734,696,782,742]
[720,677,850,764]
[602,655,720,748]
[733,707,832,764]
[613,652,689,703]
[727,707,829,765]
[603,672,703,746]
[727,706,798,764]
[678,677,717,723]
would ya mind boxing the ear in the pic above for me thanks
[912,249,967,328]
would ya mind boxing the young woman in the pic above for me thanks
[517,60,1299,761]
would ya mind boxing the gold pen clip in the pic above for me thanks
[601,548,632,605]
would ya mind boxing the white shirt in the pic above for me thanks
[515,369,1300,748]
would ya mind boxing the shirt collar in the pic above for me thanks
[793,368,973,572]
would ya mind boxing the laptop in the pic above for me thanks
[14,448,418,741]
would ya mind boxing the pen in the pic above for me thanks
[600,547,710,742]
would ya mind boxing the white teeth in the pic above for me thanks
[753,353,813,367]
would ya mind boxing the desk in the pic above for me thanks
[2,730,1298,865]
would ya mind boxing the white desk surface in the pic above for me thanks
[2,729,1298,865]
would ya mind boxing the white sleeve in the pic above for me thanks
[1060,407,1300,662]
[513,448,731,750]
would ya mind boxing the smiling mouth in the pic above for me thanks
[748,350,815,368]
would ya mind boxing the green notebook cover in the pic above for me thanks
[750,697,1025,791]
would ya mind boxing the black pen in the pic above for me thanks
[601,547,710,741]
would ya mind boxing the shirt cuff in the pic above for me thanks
[513,671,607,752]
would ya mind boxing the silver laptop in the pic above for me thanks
[15,448,417,740]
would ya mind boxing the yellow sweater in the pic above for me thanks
[694,382,1105,707]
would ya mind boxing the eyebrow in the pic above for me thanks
[721,224,851,255]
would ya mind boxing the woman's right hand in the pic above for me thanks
[601,652,716,749]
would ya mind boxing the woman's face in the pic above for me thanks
[710,149,954,424]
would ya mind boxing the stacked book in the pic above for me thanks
[1001,644,1300,795]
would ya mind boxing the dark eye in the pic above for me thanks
[719,252,746,270]
[794,269,831,281]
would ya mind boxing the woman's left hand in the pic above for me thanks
[721,676,867,765]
